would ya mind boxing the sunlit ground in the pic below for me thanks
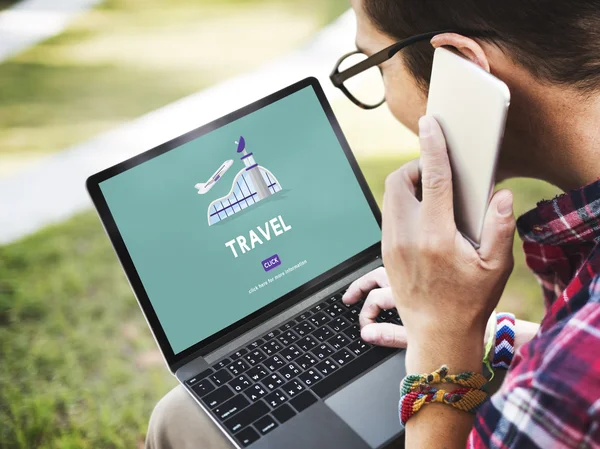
[0,0,348,175]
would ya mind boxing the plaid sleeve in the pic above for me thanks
[467,275,600,449]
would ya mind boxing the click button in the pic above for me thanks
[262,255,281,272]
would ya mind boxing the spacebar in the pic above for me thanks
[313,346,397,399]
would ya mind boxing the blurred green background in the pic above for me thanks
[0,0,559,448]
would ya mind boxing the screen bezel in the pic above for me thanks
[86,77,382,370]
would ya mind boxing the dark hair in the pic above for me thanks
[363,0,600,92]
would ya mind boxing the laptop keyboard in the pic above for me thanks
[185,288,401,447]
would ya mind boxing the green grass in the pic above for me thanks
[0,0,348,158]
[0,155,560,448]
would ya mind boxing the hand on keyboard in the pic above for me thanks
[342,267,406,348]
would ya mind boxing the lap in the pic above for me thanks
[146,385,233,449]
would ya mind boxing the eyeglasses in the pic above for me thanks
[330,29,490,110]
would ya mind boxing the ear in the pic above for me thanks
[430,33,490,72]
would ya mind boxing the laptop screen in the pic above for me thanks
[98,85,381,355]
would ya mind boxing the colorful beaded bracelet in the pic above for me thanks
[492,312,516,370]
[399,385,488,425]
[400,365,488,396]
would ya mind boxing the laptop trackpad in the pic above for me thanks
[325,351,406,448]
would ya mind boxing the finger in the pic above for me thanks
[342,267,389,304]
[361,323,407,348]
[381,160,422,249]
[478,189,516,265]
[359,288,396,328]
[418,115,454,228]
[382,160,421,217]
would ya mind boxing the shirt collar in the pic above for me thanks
[516,179,600,245]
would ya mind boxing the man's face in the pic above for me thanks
[350,0,427,134]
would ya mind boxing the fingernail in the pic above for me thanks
[361,326,376,342]
[418,116,432,137]
[497,191,513,216]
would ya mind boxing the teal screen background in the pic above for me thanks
[100,86,381,354]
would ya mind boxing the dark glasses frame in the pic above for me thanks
[330,29,494,109]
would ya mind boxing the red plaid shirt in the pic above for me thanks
[468,180,600,448]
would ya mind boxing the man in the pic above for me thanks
[146,0,600,447]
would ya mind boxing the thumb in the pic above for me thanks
[361,323,407,348]
[478,189,516,265]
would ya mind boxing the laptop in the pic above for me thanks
[86,77,406,449]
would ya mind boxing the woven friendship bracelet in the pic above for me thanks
[400,365,488,395]
[492,312,516,370]
[399,386,488,425]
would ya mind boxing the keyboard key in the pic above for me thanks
[296,353,318,370]
[254,415,278,435]
[310,302,326,314]
[245,384,269,402]
[186,368,213,386]
[332,348,355,367]
[231,348,248,360]
[290,390,318,412]
[297,335,318,352]
[309,312,330,327]
[340,297,353,308]
[329,316,351,332]
[204,385,234,408]
[210,369,233,386]
[235,426,260,447]
[264,355,285,372]
[297,311,312,322]
[264,330,281,341]
[230,374,252,393]
[326,296,338,304]
[315,359,339,377]
[279,363,301,381]
[312,343,334,360]
[313,347,397,399]
[263,373,285,390]
[329,334,350,351]
[264,389,288,408]
[343,308,359,323]
[214,358,231,370]
[214,394,250,420]
[278,330,299,346]
[248,338,265,349]
[224,400,269,433]
[262,340,282,356]
[279,319,297,332]
[295,321,315,337]
[347,340,370,356]
[228,360,250,376]
[280,345,302,362]
[246,364,269,382]
[244,349,267,366]
[272,403,296,424]
[282,379,305,397]
[191,378,215,397]
[344,324,361,341]
[313,326,333,342]
[298,368,322,387]
[324,303,345,318]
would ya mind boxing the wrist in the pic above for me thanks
[405,326,484,374]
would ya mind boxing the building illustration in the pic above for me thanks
[203,136,282,226]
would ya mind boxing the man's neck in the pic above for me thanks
[498,67,600,192]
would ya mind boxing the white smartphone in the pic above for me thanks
[426,46,511,248]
